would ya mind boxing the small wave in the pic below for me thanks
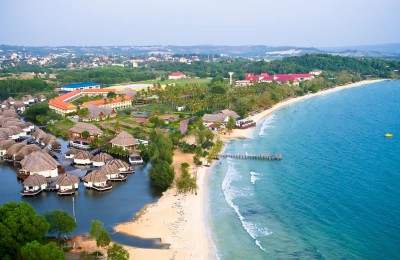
[259,114,276,136]
[222,160,271,253]
[250,171,261,184]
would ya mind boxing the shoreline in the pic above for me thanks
[113,78,386,259]
[224,79,387,140]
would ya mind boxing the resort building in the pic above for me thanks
[4,142,26,160]
[55,173,79,195]
[202,109,240,128]
[21,175,48,196]
[109,131,139,151]
[65,148,81,159]
[73,151,93,165]
[60,82,100,92]
[235,73,314,87]
[91,152,113,167]
[20,151,60,178]
[82,170,112,191]
[99,164,127,181]
[14,144,41,161]
[82,95,132,110]
[0,140,15,156]
[108,159,134,174]
[83,104,117,121]
[168,71,187,80]
[69,122,103,142]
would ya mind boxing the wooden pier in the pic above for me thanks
[217,153,282,160]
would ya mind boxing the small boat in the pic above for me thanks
[129,151,144,165]
[385,133,393,137]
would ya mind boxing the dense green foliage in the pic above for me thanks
[23,102,63,125]
[44,210,77,240]
[20,241,65,260]
[0,202,50,259]
[71,94,103,105]
[107,243,130,260]
[176,163,197,193]
[226,116,236,131]
[56,66,156,84]
[0,78,51,100]
[149,160,175,189]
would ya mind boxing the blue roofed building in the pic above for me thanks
[60,82,100,92]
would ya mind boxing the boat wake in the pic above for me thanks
[259,114,276,136]
[222,159,271,253]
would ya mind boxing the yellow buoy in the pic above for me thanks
[385,133,393,137]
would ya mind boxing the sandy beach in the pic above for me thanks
[113,79,385,259]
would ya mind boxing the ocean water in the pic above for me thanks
[208,80,400,259]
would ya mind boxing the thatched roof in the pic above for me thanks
[33,129,47,141]
[70,122,103,136]
[83,170,107,183]
[92,152,113,163]
[13,101,25,109]
[110,131,138,146]
[99,164,119,176]
[219,109,240,119]
[108,159,129,170]
[20,151,60,171]
[2,121,27,129]
[55,173,79,186]
[0,140,15,150]
[86,105,115,120]
[5,142,26,156]
[116,88,136,99]
[23,175,48,186]
[2,110,18,118]
[202,113,227,123]
[14,144,41,160]
[43,134,60,147]
[65,148,81,156]
[75,151,93,160]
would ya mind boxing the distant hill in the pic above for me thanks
[320,43,400,55]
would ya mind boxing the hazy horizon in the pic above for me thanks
[1,0,399,47]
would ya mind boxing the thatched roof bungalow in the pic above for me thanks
[0,140,15,156]
[69,122,103,142]
[74,150,93,165]
[14,144,41,161]
[43,134,61,151]
[55,173,79,195]
[99,164,127,181]
[32,128,47,142]
[110,131,138,151]
[83,104,117,121]
[20,151,60,178]
[91,152,113,167]
[107,159,134,174]
[4,142,26,160]
[21,175,48,196]
[82,170,112,191]
[65,148,81,159]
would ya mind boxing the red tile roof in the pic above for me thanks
[82,95,131,107]
[170,72,185,76]
[82,89,116,93]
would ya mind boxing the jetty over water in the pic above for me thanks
[217,153,282,160]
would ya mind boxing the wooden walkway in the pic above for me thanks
[218,154,282,160]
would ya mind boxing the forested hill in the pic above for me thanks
[148,54,400,79]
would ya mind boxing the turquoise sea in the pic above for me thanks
[208,80,400,259]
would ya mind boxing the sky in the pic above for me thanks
[1,0,400,47]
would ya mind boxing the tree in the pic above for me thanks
[20,241,65,260]
[81,130,90,140]
[0,202,50,259]
[149,160,175,189]
[90,220,104,240]
[176,163,197,193]
[96,229,111,250]
[107,244,130,260]
[114,120,121,133]
[226,116,236,132]
[44,210,77,240]
[107,92,117,98]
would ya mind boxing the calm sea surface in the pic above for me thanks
[208,80,400,259]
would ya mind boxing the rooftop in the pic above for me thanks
[61,82,100,89]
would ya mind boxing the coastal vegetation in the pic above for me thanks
[44,210,77,241]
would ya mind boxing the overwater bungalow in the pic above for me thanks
[69,122,103,142]
[107,159,134,174]
[43,134,61,151]
[55,173,79,195]
[0,139,15,157]
[21,175,48,196]
[65,148,81,159]
[109,131,139,151]
[14,144,41,161]
[91,152,113,167]
[99,164,127,181]
[82,170,112,191]
[129,151,144,165]
[19,151,60,178]
[4,142,26,161]
[32,128,47,144]
[74,151,93,165]
[7,97,15,105]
